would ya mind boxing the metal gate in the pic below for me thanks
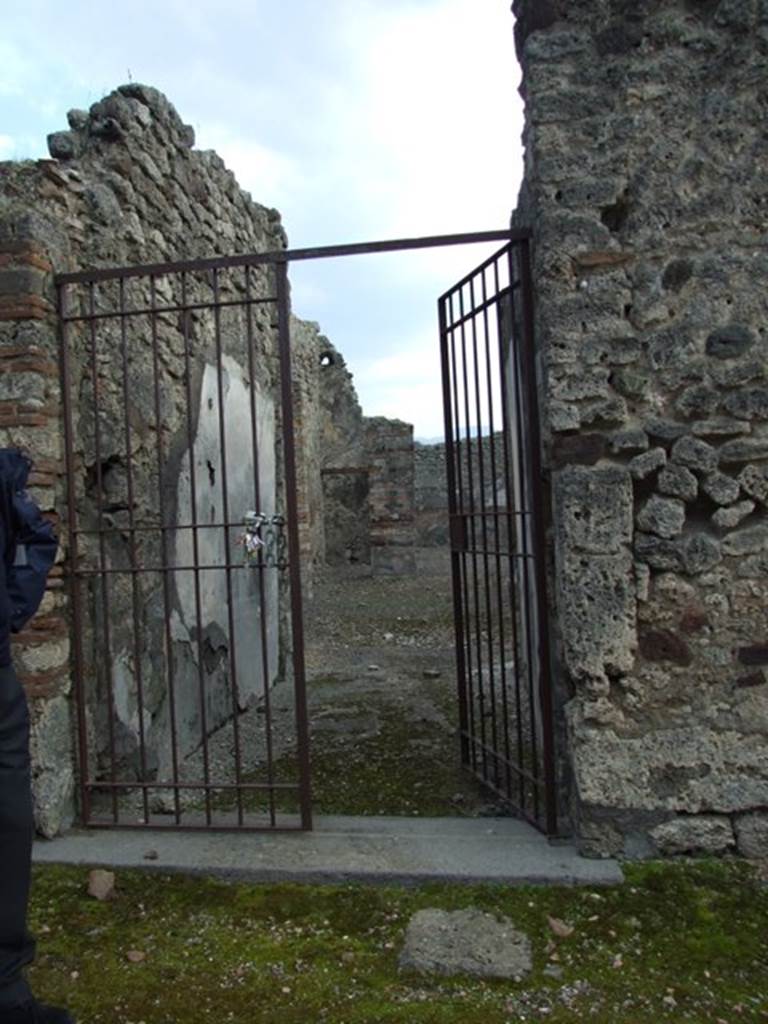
[57,228,548,833]
[439,240,557,835]
[58,255,311,830]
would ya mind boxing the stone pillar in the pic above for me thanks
[514,0,768,856]
[0,213,74,836]
[364,417,417,575]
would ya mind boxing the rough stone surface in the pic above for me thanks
[87,868,116,901]
[734,812,768,858]
[657,465,698,502]
[636,496,685,539]
[671,436,719,475]
[706,325,754,360]
[650,816,736,856]
[722,524,768,556]
[712,500,755,530]
[399,909,532,980]
[629,448,667,480]
[515,0,768,857]
[702,472,741,506]
[677,533,722,575]
[738,463,768,505]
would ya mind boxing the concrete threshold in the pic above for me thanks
[34,815,623,887]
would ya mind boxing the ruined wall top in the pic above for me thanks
[0,84,286,273]
[512,0,764,64]
[47,84,198,161]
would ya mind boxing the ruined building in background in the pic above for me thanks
[513,0,767,857]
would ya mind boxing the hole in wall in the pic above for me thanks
[600,190,631,234]
[207,460,215,487]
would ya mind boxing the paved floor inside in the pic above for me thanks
[34,815,623,886]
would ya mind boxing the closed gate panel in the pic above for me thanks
[58,256,311,830]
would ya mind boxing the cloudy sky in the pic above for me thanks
[2,0,525,439]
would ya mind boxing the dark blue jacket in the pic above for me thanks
[0,450,58,667]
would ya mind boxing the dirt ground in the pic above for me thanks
[297,547,494,817]
[111,547,494,823]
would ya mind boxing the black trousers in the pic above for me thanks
[0,663,34,1007]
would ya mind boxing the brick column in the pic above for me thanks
[364,417,417,575]
[0,220,74,836]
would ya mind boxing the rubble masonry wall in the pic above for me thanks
[514,0,768,856]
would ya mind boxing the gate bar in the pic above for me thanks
[518,239,558,837]
[56,229,529,285]
[275,259,313,830]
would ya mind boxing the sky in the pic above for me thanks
[1,0,525,439]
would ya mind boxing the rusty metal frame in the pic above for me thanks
[438,239,557,836]
[57,227,556,834]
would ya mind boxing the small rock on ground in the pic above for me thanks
[87,868,116,901]
[399,908,532,980]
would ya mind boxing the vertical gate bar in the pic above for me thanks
[59,282,92,825]
[494,253,527,811]
[275,259,312,830]
[469,274,501,788]
[212,268,245,826]
[439,296,469,765]
[458,283,488,781]
[480,263,514,801]
[244,263,277,826]
[448,292,477,771]
[149,275,182,823]
[518,239,558,836]
[119,277,150,823]
[181,272,212,824]
[87,282,119,821]
[506,247,540,823]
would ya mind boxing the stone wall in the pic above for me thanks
[0,85,292,833]
[316,337,370,566]
[513,0,768,856]
[0,85,424,834]
[365,417,416,575]
[414,435,509,546]
[293,326,416,572]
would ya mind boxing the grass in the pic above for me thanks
[28,859,767,1023]
[206,672,490,820]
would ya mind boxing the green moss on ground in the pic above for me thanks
[28,860,767,1023]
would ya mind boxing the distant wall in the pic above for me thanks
[365,417,416,575]
[414,435,510,546]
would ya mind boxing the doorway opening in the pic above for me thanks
[57,229,557,836]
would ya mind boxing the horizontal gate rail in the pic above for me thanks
[55,229,529,285]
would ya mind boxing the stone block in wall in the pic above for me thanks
[29,695,75,838]
[650,816,735,856]
[554,466,637,685]
[554,466,633,554]
[734,812,768,857]
[558,552,637,683]
[569,722,768,821]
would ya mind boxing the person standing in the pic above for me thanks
[0,450,73,1024]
